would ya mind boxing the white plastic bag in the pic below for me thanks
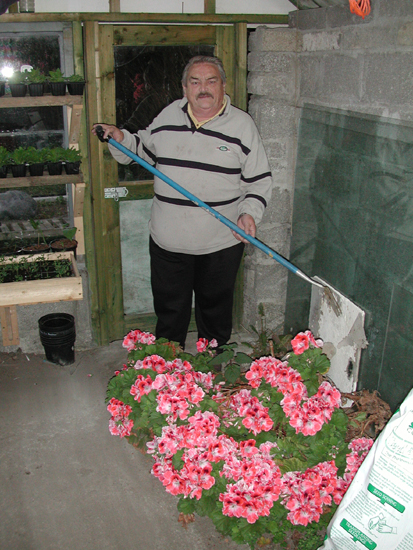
[319,388,413,550]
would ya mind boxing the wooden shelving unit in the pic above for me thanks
[0,92,85,252]
[0,93,86,346]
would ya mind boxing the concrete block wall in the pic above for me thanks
[246,0,413,333]
[245,27,301,332]
[292,0,413,121]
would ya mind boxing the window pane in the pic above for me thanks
[285,104,413,410]
[0,35,60,75]
[0,107,64,149]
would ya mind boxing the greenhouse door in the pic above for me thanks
[85,22,247,344]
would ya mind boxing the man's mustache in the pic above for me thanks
[196,92,213,99]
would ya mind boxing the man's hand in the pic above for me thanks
[232,213,256,243]
[91,123,124,143]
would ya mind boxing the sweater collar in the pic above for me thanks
[180,94,231,121]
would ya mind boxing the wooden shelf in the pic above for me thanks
[0,252,83,308]
[0,94,83,108]
[0,251,83,346]
[0,173,83,189]
[0,172,83,187]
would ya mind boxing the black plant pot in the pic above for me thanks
[64,161,81,175]
[50,82,66,96]
[28,83,45,97]
[11,164,26,177]
[9,83,27,97]
[51,239,78,257]
[21,243,50,254]
[28,163,45,176]
[0,82,5,97]
[67,81,85,96]
[47,162,63,175]
[39,313,76,366]
[0,165,8,178]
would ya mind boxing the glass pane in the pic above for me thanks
[114,44,214,182]
[0,34,64,150]
[0,35,61,75]
[284,104,413,410]
[0,107,64,149]
[120,200,152,315]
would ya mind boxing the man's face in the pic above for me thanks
[183,63,225,119]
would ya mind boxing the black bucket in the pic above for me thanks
[39,313,76,366]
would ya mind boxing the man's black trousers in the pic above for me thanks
[150,237,244,348]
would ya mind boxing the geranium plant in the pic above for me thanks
[106,330,373,549]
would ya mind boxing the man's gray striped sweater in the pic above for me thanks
[109,95,273,255]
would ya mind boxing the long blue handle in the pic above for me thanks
[106,136,321,288]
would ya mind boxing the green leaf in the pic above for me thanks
[330,408,348,429]
[208,349,233,365]
[122,388,133,400]
[224,364,241,384]
[207,355,224,367]
[350,412,367,423]
[172,449,184,470]
[126,430,150,452]
[134,414,149,428]
[146,390,156,403]
[195,493,217,516]
[199,396,218,413]
[206,398,219,412]
[210,508,232,535]
[213,373,224,384]
[234,352,253,365]
[177,497,196,514]
[276,456,308,475]
[269,501,287,522]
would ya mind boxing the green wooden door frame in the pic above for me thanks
[85,22,248,345]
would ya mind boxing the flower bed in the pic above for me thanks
[106,330,374,549]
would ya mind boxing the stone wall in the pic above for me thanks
[246,0,413,332]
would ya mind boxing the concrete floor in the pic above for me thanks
[0,334,249,550]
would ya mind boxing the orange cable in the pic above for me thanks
[349,0,371,19]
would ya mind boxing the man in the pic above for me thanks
[93,56,273,349]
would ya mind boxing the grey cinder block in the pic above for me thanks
[249,26,302,53]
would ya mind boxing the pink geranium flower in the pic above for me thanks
[291,332,310,354]
[107,398,134,438]
[240,440,259,457]
[122,329,156,351]
[291,330,322,355]
[196,338,209,352]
